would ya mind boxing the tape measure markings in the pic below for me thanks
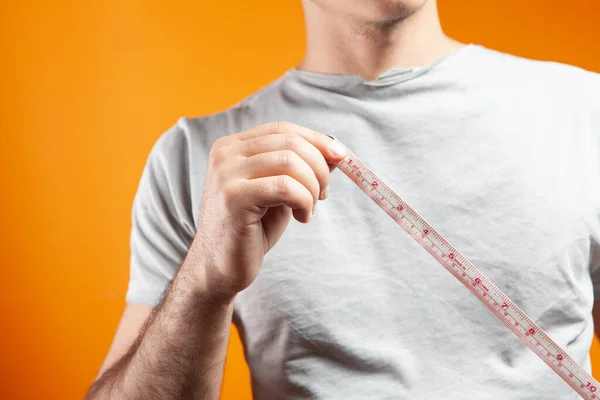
[335,147,598,399]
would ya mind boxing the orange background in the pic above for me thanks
[1,1,599,399]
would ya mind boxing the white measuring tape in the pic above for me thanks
[333,141,599,399]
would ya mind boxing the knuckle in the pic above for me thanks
[282,133,299,149]
[309,129,321,145]
[277,150,294,168]
[209,147,226,168]
[275,175,289,195]
[272,120,291,134]
[213,136,225,148]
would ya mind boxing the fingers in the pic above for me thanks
[236,176,314,223]
[235,121,348,164]
[211,121,349,226]
[241,134,329,201]
[244,150,320,208]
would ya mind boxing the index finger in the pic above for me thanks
[236,121,348,163]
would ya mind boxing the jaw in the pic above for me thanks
[303,0,432,26]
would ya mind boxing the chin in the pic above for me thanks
[310,0,431,23]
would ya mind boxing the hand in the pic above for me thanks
[187,122,347,296]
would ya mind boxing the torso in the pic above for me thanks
[175,45,600,399]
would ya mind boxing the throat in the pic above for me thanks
[300,0,460,81]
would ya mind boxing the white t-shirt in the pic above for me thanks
[127,44,600,399]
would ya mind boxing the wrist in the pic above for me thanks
[177,238,238,304]
[158,262,236,339]
[175,263,237,306]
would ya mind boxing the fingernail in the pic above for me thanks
[312,206,316,216]
[303,210,312,223]
[320,186,329,200]
[329,139,347,157]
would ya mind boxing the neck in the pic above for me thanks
[299,1,462,81]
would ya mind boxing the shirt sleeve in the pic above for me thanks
[126,123,197,306]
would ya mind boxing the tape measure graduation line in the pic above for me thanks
[334,142,599,399]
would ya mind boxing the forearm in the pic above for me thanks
[87,260,235,400]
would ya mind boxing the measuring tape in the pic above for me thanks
[334,141,599,399]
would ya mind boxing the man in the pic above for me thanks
[87,0,600,399]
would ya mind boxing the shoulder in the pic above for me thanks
[468,45,598,81]
[150,74,290,163]
[466,45,599,100]
[139,74,291,219]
